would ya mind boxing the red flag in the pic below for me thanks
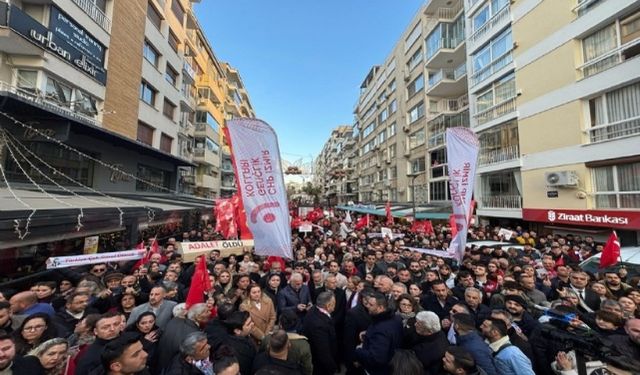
[468,199,476,226]
[385,201,393,226]
[232,193,253,240]
[150,237,159,254]
[424,220,434,235]
[215,198,237,239]
[354,214,369,230]
[135,241,145,250]
[185,256,211,308]
[410,220,424,233]
[599,231,621,269]
[449,214,458,237]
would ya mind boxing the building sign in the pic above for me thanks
[523,208,640,230]
[50,7,106,67]
[9,5,107,84]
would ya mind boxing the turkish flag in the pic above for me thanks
[354,214,370,230]
[385,201,393,226]
[411,220,425,233]
[185,256,212,308]
[599,231,621,269]
[215,198,237,239]
[424,220,434,235]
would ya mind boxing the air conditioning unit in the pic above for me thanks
[402,126,410,133]
[545,171,578,187]
[404,71,411,82]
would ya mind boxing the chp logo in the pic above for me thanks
[547,210,557,222]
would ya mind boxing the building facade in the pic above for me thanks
[315,125,357,206]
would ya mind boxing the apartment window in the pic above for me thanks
[378,108,388,123]
[140,81,156,106]
[168,29,179,53]
[163,98,176,120]
[171,0,185,22]
[405,22,422,51]
[409,128,425,149]
[196,110,220,132]
[408,101,425,123]
[593,162,640,208]
[472,0,509,33]
[143,41,159,67]
[165,64,178,86]
[389,144,396,159]
[136,164,171,192]
[475,74,516,113]
[388,99,397,114]
[430,181,451,201]
[388,122,397,138]
[147,2,162,30]
[407,74,424,98]
[16,70,37,92]
[160,133,173,153]
[137,122,154,145]
[407,47,423,71]
[363,121,375,138]
[206,137,219,154]
[390,166,397,179]
[410,157,426,173]
[581,12,640,77]
[388,80,397,93]
[45,77,72,107]
[472,28,513,74]
[588,81,640,142]
[426,16,465,60]
[75,90,97,115]
[377,131,386,145]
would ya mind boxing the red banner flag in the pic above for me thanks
[410,220,424,234]
[599,231,621,269]
[355,214,370,230]
[232,193,253,240]
[215,198,237,239]
[185,256,211,308]
[385,201,393,226]
[424,220,434,235]
[449,214,458,238]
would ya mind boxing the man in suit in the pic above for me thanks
[278,273,312,331]
[127,285,177,329]
[302,291,338,375]
[567,270,600,313]
[421,280,459,320]
[344,289,373,375]
[357,251,383,278]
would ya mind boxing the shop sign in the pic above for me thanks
[522,208,640,230]
[9,5,107,84]
[49,7,105,67]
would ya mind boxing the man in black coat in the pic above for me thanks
[52,292,94,338]
[164,331,212,375]
[411,311,449,375]
[75,311,122,375]
[343,290,373,375]
[0,332,44,375]
[223,311,257,375]
[157,303,206,370]
[421,280,459,320]
[302,291,338,375]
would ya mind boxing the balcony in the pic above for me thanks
[468,6,510,53]
[71,0,112,32]
[221,179,236,190]
[194,122,219,140]
[197,87,221,107]
[183,59,196,83]
[196,173,218,189]
[429,94,469,116]
[425,36,466,68]
[480,195,522,209]
[470,51,513,88]
[193,148,219,166]
[473,97,517,127]
[426,64,467,97]
[478,144,520,166]
[578,38,640,78]
[221,162,234,173]
[588,115,640,143]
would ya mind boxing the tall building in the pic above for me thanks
[315,125,357,206]
[351,0,467,215]
[504,0,640,242]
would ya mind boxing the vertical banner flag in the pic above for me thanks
[446,128,480,262]
[224,119,293,259]
[599,231,621,269]
[385,201,393,226]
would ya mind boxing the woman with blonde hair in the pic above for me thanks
[239,283,276,343]
[28,338,69,375]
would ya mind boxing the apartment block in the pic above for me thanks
[315,125,357,206]
[507,0,640,242]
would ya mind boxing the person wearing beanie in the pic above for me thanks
[504,295,539,336]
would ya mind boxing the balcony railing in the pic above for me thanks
[469,6,510,45]
[430,94,469,115]
[479,144,520,166]
[471,51,513,86]
[481,195,522,209]
[0,81,100,127]
[194,148,205,157]
[578,38,640,78]
[474,97,517,126]
[71,0,112,32]
[573,0,604,16]
[588,115,640,143]
[427,37,465,60]
[437,2,463,20]
[428,64,467,87]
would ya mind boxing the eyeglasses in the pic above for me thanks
[93,268,106,272]
[23,325,46,331]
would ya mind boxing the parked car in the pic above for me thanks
[579,247,640,279]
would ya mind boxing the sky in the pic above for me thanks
[194,0,424,165]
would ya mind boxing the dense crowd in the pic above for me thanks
[1,213,640,375]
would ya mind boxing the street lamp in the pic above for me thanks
[407,171,425,221]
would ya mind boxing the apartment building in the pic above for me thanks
[315,125,357,206]
[351,0,468,215]
[508,0,640,242]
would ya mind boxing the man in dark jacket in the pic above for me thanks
[253,329,303,374]
[205,303,235,351]
[52,292,93,338]
[157,303,207,370]
[223,311,257,375]
[164,331,212,375]
[344,290,373,375]
[410,311,449,375]
[277,273,312,330]
[75,311,122,375]
[504,295,539,336]
[0,332,44,374]
[421,280,458,320]
[355,291,403,375]
[98,332,151,375]
[452,313,497,375]
[302,291,338,375]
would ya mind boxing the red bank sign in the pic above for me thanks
[523,208,640,230]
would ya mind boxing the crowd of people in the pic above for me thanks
[0,212,639,375]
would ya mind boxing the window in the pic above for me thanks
[388,99,397,114]
[137,122,154,145]
[45,77,72,107]
[588,81,640,142]
[163,98,176,119]
[472,28,513,78]
[16,70,37,92]
[390,166,397,179]
[377,131,386,145]
[140,81,156,106]
[430,181,450,201]
[389,144,396,158]
[593,162,640,208]
[388,80,397,93]
[165,64,178,86]
[363,121,376,138]
[388,122,397,138]
[168,29,179,53]
[409,128,425,148]
[75,90,97,115]
[378,108,388,123]
[411,157,426,173]
[426,16,465,60]
[143,41,159,67]
[475,74,515,113]
[147,2,162,30]
[407,47,423,71]
[407,74,424,98]
[405,22,422,51]
[136,164,171,192]
[408,101,425,123]
[171,0,185,22]
[195,110,220,132]
[472,0,508,33]
[430,148,448,178]
[206,137,219,154]
[160,133,173,153]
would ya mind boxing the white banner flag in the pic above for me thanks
[46,249,145,269]
[224,119,293,259]
[446,128,480,262]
